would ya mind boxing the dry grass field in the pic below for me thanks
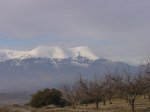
[0,96,150,112]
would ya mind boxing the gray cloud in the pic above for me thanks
[0,0,150,64]
[0,0,149,38]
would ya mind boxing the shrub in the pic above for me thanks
[30,88,66,108]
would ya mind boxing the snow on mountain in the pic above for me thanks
[0,49,30,61]
[0,50,9,61]
[0,46,99,61]
[69,46,99,60]
[30,46,68,59]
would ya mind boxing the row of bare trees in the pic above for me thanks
[62,60,150,112]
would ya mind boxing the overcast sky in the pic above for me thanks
[0,0,150,64]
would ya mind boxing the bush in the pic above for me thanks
[30,88,66,108]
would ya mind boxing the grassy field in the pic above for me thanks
[0,96,150,112]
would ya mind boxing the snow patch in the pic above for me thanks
[69,46,99,60]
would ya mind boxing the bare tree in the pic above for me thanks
[141,58,150,101]
[118,72,143,112]
[62,82,81,108]
[79,76,106,109]
[103,72,120,104]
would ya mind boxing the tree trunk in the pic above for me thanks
[96,100,99,109]
[72,102,75,109]
[131,99,135,112]
[126,96,129,103]
[109,99,112,104]
[144,94,146,99]
[103,100,106,106]
[129,99,131,105]
[148,95,150,102]
[85,103,88,107]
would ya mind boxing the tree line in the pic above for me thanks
[62,60,150,112]
[30,59,150,112]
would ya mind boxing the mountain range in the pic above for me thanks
[0,46,99,61]
[0,46,138,92]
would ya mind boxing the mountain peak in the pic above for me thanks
[69,46,99,60]
[0,46,100,61]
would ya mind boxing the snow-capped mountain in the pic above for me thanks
[0,46,99,61]
[0,46,138,93]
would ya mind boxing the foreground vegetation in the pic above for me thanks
[1,96,150,112]
[1,59,150,112]
[26,59,150,112]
